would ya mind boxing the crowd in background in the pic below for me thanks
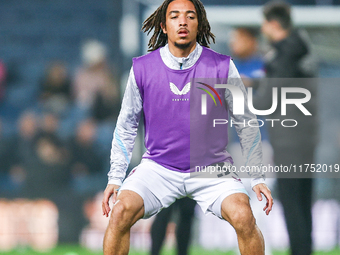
[0,39,121,244]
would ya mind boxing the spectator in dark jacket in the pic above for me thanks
[40,61,72,115]
[69,119,104,194]
[256,1,318,255]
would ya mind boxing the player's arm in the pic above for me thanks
[226,60,265,185]
[102,67,143,217]
[226,60,273,215]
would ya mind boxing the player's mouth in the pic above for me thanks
[177,28,189,37]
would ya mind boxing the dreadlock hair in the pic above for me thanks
[142,0,215,52]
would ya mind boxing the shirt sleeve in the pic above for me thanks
[107,67,143,186]
[226,60,265,188]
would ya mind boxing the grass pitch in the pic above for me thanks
[0,245,339,255]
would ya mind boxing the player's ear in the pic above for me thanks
[161,22,167,34]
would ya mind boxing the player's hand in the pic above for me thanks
[102,184,120,217]
[252,183,273,215]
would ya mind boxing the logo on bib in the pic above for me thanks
[170,82,191,95]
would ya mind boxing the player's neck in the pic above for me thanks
[168,41,197,58]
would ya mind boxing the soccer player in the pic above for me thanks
[102,1,273,254]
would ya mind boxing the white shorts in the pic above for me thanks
[119,159,248,219]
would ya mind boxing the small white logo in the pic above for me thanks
[170,82,191,95]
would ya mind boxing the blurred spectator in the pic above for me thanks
[7,111,69,199]
[228,26,267,140]
[0,60,6,102]
[40,112,60,136]
[92,81,120,123]
[0,118,14,193]
[72,40,121,159]
[73,40,119,112]
[69,119,104,194]
[17,111,39,142]
[2,111,62,196]
[14,111,84,243]
[229,27,265,87]
[256,1,318,255]
[5,112,39,195]
[22,131,70,199]
[39,61,72,115]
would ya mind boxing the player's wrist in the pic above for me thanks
[251,177,266,189]
[108,178,123,186]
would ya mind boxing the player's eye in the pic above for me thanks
[170,16,178,19]
[188,16,195,19]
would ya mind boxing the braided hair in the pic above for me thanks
[142,0,215,52]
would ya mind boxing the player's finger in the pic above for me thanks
[102,200,109,217]
[263,200,270,213]
[254,187,263,201]
[102,191,112,217]
[263,201,268,211]
[102,202,108,217]
[262,189,269,210]
[267,199,274,215]
[262,189,273,215]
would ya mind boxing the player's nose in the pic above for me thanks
[178,15,188,27]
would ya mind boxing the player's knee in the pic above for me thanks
[229,206,256,235]
[110,201,137,228]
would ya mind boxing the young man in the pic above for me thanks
[102,1,273,254]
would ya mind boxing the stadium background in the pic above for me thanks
[0,0,340,254]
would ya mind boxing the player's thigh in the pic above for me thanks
[120,159,183,218]
[221,193,255,228]
[188,176,248,218]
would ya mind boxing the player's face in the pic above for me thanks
[161,0,198,51]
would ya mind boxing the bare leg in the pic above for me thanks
[103,190,144,255]
[221,193,265,255]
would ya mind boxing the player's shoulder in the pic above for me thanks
[202,46,231,62]
[133,48,161,65]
